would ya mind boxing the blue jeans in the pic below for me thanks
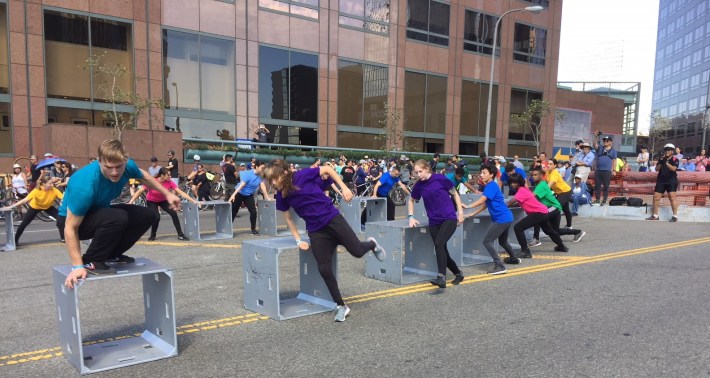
[571,192,591,213]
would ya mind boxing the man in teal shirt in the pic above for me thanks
[60,140,181,288]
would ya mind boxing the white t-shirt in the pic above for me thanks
[637,152,649,167]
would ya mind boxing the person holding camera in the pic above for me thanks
[593,132,617,206]
[254,123,270,148]
[646,143,680,222]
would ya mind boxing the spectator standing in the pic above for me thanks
[166,150,179,186]
[11,163,29,199]
[254,123,270,148]
[694,149,707,171]
[637,147,650,172]
[222,154,239,205]
[674,147,683,160]
[341,160,356,188]
[429,153,440,171]
[148,157,161,177]
[646,144,680,222]
[593,134,617,205]
[573,142,595,183]
[28,155,41,190]
[512,155,524,170]
[354,161,367,195]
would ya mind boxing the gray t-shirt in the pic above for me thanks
[148,165,162,177]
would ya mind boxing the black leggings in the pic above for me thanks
[429,219,461,276]
[15,205,63,243]
[514,212,564,250]
[556,190,573,228]
[147,200,183,237]
[534,209,580,238]
[308,214,376,306]
[197,190,211,202]
[232,193,257,230]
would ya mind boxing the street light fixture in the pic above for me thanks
[483,5,545,156]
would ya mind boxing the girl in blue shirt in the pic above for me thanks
[464,164,517,275]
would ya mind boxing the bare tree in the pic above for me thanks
[509,99,565,155]
[84,52,165,142]
[641,111,672,160]
[374,102,410,156]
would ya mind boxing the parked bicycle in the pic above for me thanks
[389,180,413,206]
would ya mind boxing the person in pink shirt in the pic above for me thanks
[695,149,707,172]
[506,173,566,259]
[129,167,199,241]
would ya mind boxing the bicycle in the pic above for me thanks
[389,180,413,206]
[209,171,225,200]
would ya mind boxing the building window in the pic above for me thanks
[513,23,546,65]
[339,0,390,34]
[44,10,133,103]
[463,10,499,56]
[406,0,450,47]
[508,88,543,141]
[258,45,318,145]
[163,29,236,138]
[259,0,319,19]
[404,71,446,135]
[337,60,388,128]
[460,79,498,138]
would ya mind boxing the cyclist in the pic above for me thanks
[1,176,64,246]
[10,163,29,200]
[192,164,212,205]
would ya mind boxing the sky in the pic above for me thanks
[557,0,660,135]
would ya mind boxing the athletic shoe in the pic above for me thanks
[60,239,65,243]
[452,274,464,285]
[429,276,446,288]
[645,215,659,221]
[367,237,386,262]
[148,234,156,241]
[571,212,578,216]
[177,234,189,241]
[519,250,533,259]
[572,231,586,243]
[554,245,569,252]
[84,262,117,275]
[334,305,350,322]
[503,257,521,264]
[600,201,606,206]
[487,264,507,275]
[107,255,135,264]
[250,230,260,236]
[669,216,678,223]
[528,238,542,247]
[592,200,600,205]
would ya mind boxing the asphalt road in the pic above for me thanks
[1,204,709,377]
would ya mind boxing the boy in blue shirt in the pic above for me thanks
[61,140,181,289]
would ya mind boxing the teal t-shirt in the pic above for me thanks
[59,159,143,217]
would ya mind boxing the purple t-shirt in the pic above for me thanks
[410,173,457,225]
[275,168,339,233]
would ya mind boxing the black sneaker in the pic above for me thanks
[669,216,678,223]
[554,245,569,252]
[452,274,464,285]
[177,234,189,241]
[519,250,533,259]
[250,230,260,236]
[645,215,659,221]
[107,255,135,264]
[503,257,521,264]
[600,201,606,206]
[429,276,446,288]
[487,264,507,275]
[147,234,156,241]
[84,262,117,275]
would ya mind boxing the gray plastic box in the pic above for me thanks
[243,237,337,320]
[257,200,306,236]
[0,209,15,251]
[182,200,233,240]
[52,258,177,375]
[338,196,386,234]
[412,193,482,222]
[364,219,461,284]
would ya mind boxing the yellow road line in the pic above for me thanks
[2,237,709,368]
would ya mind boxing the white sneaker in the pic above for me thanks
[572,231,586,243]
[334,305,350,322]
[367,237,386,262]
[528,238,542,247]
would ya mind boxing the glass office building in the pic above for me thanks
[651,0,710,156]
[0,0,564,165]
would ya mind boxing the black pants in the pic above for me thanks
[595,170,612,202]
[534,209,580,238]
[361,192,394,225]
[232,193,257,230]
[147,200,183,237]
[514,212,565,250]
[309,214,376,306]
[429,219,461,276]
[15,205,62,243]
[556,190,573,228]
[57,204,157,263]
[197,190,211,202]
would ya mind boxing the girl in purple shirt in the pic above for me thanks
[262,159,385,322]
[408,160,465,288]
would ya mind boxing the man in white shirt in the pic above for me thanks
[637,147,649,172]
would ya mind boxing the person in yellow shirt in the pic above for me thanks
[545,159,575,229]
[1,176,64,246]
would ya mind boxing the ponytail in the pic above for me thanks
[262,159,299,197]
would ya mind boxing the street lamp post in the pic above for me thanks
[483,5,544,156]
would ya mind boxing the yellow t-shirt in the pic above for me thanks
[546,169,571,194]
[27,187,63,210]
